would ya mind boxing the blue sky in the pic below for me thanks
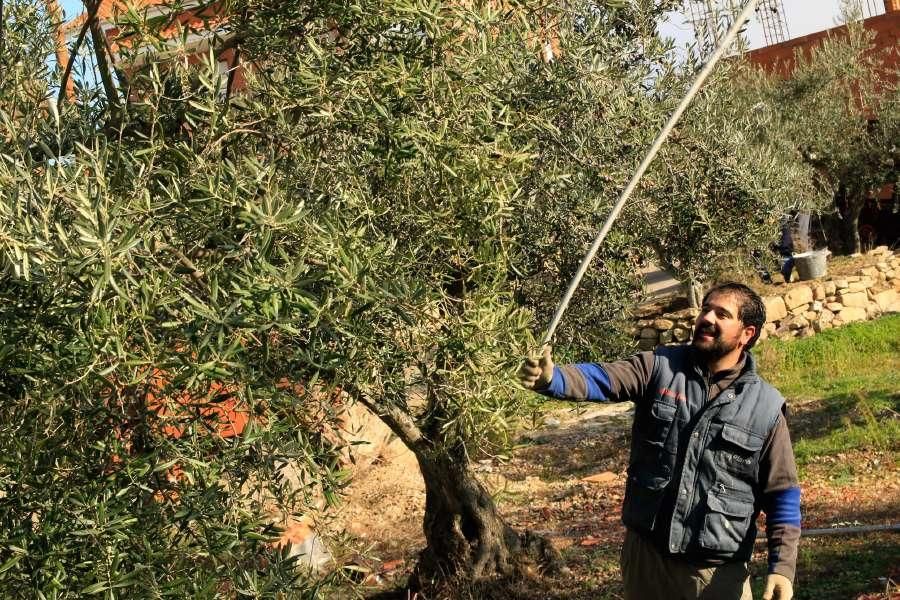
[58,0,79,20]
[59,0,83,19]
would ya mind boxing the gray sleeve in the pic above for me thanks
[759,413,801,583]
[599,351,655,402]
[760,413,800,493]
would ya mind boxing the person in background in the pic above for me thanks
[777,217,795,283]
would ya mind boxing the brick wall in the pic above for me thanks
[745,11,900,80]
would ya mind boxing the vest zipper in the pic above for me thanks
[668,370,710,553]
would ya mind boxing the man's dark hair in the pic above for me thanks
[702,282,766,349]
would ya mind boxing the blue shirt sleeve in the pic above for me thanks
[542,364,613,402]
[764,486,802,527]
[544,366,568,398]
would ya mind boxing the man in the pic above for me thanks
[520,282,800,600]
[777,215,796,283]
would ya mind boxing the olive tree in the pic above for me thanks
[757,24,899,254]
[0,2,349,597]
[639,59,828,302]
[214,1,683,583]
[0,1,656,594]
[0,0,815,596]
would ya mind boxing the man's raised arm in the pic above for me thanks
[519,347,654,402]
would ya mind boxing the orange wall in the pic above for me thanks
[745,10,898,210]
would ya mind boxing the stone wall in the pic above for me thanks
[634,246,900,348]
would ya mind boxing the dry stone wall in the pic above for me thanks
[634,246,900,348]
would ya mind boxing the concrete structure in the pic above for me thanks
[683,0,789,60]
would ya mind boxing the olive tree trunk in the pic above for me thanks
[687,278,704,309]
[412,448,523,584]
[351,391,560,589]
[842,193,865,255]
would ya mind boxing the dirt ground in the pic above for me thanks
[329,444,425,561]
[325,251,900,597]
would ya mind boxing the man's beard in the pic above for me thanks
[691,324,741,360]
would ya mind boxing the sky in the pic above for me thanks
[59,0,81,20]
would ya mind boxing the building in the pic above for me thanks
[745,1,900,77]
[62,0,247,97]
[62,0,559,102]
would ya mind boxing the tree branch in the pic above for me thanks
[86,0,119,109]
[152,238,206,287]
[224,46,240,106]
[343,382,431,456]
[1,0,5,65]
[221,44,241,162]
[43,0,75,101]
[57,0,100,106]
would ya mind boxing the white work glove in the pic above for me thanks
[762,573,793,600]
[518,346,554,391]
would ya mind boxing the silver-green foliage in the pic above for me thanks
[0,0,820,594]
[640,58,829,284]
[757,24,898,253]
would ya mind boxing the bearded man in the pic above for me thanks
[520,282,800,600]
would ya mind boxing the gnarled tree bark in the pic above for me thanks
[350,387,560,591]
[413,446,521,583]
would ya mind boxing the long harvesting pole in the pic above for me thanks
[541,0,761,347]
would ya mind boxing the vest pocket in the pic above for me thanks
[645,399,678,447]
[715,423,764,477]
[699,490,753,553]
[623,471,670,532]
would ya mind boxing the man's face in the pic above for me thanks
[691,292,755,359]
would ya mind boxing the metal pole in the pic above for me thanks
[541,0,762,347]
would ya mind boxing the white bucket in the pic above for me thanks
[793,249,829,281]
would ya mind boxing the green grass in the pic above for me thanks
[755,315,900,400]
[750,534,900,600]
[754,315,900,475]
[750,318,900,599]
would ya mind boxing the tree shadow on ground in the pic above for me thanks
[366,529,899,600]
[787,389,899,442]
[512,413,632,481]
[751,531,900,600]
[364,569,626,600]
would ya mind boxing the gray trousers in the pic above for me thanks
[621,529,753,600]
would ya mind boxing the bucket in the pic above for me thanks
[793,249,829,281]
